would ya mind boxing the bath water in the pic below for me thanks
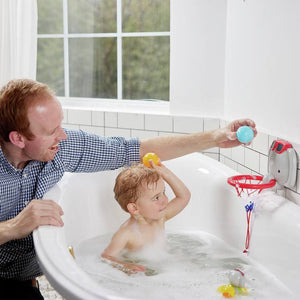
[75,231,291,300]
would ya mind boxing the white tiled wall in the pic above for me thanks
[62,107,300,205]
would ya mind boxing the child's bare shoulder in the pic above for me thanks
[113,219,137,239]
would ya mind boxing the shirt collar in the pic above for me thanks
[0,145,40,173]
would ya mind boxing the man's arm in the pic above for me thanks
[0,199,64,245]
[139,118,256,161]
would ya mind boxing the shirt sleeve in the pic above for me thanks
[57,129,140,173]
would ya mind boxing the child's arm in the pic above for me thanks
[152,162,191,221]
[101,229,146,274]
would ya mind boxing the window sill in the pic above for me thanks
[58,97,170,115]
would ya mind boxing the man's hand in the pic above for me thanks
[0,199,64,244]
[213,118,257,148]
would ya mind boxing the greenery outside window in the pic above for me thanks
[37,0,170,101]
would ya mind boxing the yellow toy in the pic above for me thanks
[217,269,248,298]
[142,153,160,168]
[217,284,248,298]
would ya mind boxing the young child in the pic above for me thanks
[101,159,191,274]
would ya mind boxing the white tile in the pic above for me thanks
[259,154,269,176]
[223,157,238,171]
[251,170,260,176]
[203,152,219,161]
[245,148,260,173]
[268,135,277,149]
[220,119,228,128]
[219,155,225,164]
[245,141,253,149]
[158,132,185,137]
[220,147,232,159]
[105,127,131,138]
[237,164,251,175]
[231,145,245,165]
[131,130,158,139]
[63,124,80,130]
[205,147,219,154]
[67,109,92,125]
[145,114,173,132]
[92,111,104,126]
[79,125,104,136]
[286,189,300,206]
[105,112,118,127]
[203,118,220,131]
[252,132,269,155]
[173,116,203,133]
[118,113,144,130]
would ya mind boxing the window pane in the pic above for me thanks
[69,38,117,98]
[68,0,116,33]
[37,39,65,96]
[37,0,63,34]
[122,0,170,32]
[123,36,169,101]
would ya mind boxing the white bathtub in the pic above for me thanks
[33,153,300,299]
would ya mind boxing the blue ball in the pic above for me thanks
[236,126,254,143]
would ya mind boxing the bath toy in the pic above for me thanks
[227,174,276,253]
[218,285,236,298]
[236,126,254,144]
[217,284,248,298]
[228,269,245,287]
[143,153,160,168]
[217,269,248,298]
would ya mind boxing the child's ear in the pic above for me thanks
[127,202,138,215]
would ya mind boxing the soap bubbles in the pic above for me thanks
[236,126,254,144]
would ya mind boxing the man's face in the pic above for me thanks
[22,96,67,162]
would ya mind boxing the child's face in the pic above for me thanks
[135,178,168,220]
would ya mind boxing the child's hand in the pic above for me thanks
[120,262,146,275]
[149,159,172,180]
[143,153,160,167]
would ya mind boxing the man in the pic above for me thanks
[0,79,256,299]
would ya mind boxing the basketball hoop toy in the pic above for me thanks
[227,175,276,254]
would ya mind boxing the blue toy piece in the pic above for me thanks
[236,126,254,144]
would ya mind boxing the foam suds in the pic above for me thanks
[75,231,291,300]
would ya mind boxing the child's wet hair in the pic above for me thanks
[114,164,161,212]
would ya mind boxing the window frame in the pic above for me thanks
[37,0,170,104]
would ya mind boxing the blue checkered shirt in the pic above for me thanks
[0,129,140,280]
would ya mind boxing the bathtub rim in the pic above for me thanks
[34,225,130,300]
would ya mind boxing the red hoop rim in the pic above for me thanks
[227,175,276,190]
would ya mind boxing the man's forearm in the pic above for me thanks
[140,130,217,162]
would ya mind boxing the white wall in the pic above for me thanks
[225,0,300,144]
[170,0,300,144]
[170,0,227,117]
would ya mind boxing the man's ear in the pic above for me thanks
[8,131,25,148]
[127,202,138,215]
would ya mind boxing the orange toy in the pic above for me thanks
[143,153,160,168]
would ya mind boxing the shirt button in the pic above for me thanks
[25,201,29,205]
[23,173,27,178]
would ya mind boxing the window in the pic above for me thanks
[37,0,170,101]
